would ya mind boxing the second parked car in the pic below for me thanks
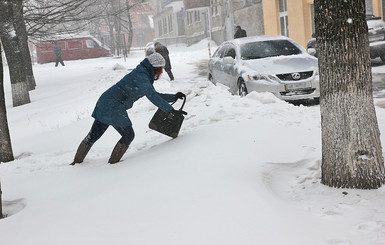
[208,36,320,101]
[307,15,385,61]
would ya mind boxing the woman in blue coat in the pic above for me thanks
[71,53,185,165]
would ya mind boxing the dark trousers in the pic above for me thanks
[165,69,174,80]
[83,120,135,147]
[55,56,65,66]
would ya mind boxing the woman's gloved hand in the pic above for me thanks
[174,92,186,101]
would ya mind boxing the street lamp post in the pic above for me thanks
[224,0,234,41]
[207,6,212,57]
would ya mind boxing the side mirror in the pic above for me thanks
[307,48,317,56]
[223,56,235,65]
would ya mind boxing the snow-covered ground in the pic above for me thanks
[1,40,385,245]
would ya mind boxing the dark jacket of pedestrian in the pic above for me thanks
[92,58,175,127]
[154,42,171,71]
[234,26,247,39]
[53,42,65,66]
[54,43,62,57]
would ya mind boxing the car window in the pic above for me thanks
[225,47,236,59]
[68,40,82,49]
[86,39,99,48]
[212,47,220,57]
[217,45,229,58]
[240,40,302,60]
[212,45,225,58]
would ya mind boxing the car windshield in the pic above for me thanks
[240,40,302,60]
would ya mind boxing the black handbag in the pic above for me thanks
[148,96,187,138]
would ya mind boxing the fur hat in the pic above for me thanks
[145,42,155,56]
[147,52,165,67]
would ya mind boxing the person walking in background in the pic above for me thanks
[234,25,247,39]
[145,42,174,81]
[53,42,65,66]
[70,53,185,165]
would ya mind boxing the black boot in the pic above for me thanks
[108,142,128,164]
[70,141,91,165]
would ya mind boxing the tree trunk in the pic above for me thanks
[0,45,14,163]
[315,0,385,189]
[114,16,121,56]
[106,14,116,55]
[0,1,31,107]
[1,36,31,107]
[125,0,133,54]
[13,0,36,91]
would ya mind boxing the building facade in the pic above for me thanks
[152,0,383,48]
[152,0,265,46]
[262,0,384,48]
[182,0,264,45]
[151,0,186,46]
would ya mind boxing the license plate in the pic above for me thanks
[285,81,311,91]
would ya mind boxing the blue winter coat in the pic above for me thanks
[92,58,176,127]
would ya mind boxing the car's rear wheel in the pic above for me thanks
[238,79,248,97]
[208,74,216,84]
[381,55,385,62]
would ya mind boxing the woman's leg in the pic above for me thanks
[71,120,109,165]
[83,120,110,146]
[113,125,135,147]
[108,126,135,164]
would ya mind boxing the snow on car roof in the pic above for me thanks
[226,35,291,45]
[30,33,96,43]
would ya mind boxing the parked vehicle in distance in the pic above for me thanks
[208,36,320,101]
[307,15,385,60]
[35,35,110,64]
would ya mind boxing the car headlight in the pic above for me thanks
[247,74,281,83]
[248,74,262,80]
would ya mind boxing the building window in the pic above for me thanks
[187,10,201,25]
[211,0,219,16]
[187,11,192,25]
[279,0,289,36]
[244,0,262,5]
[158,20,163,36]
[168,15,173,32]
[195,10,200,22]
[163,17,168,34]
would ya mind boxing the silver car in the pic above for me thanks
[208,36,320,101]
